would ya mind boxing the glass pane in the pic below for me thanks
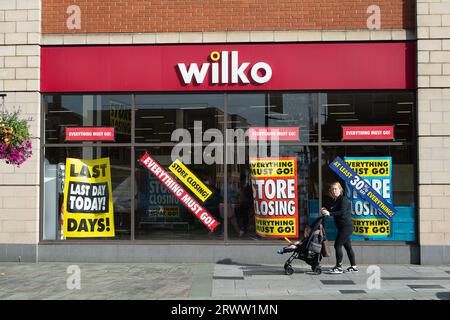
[135,94,224,144]
[43,94,131,144]
[226,146,319,241]
[135,147,224,240]
[43,147,131,240]
[321,145,416,242]
[320,91,415,142]
[228,92,318,143]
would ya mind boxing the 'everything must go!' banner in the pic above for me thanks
[139,152,219,231]
[345,157,392,237]
[250,157,299,238]
[329,156,397,223]
[63,158,115,238]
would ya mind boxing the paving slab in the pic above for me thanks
[1,262,450,300]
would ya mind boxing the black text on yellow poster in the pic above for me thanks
[250,158,298,238]
[63,158,115,238]
[353,218,390,236]
[168,159,212,202]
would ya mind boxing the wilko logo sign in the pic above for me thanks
[42,43,416,92]
[66,127,115,141]
[342,126,394,141]
[177,51,272,85]
[249,127,299,141]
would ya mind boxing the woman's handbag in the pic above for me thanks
[321,240,331,257]
[320,224,331,257]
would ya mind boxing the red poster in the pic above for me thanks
[342,126,394,141]
[249,127,299,141]
[250,157,298,238]
[138,152,219,231]
[66,127,115,141]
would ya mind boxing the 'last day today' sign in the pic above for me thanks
[63,158,115,238]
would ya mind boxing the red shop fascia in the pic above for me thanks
[40,42,416,93]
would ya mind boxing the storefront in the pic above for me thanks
[38,41,417,262]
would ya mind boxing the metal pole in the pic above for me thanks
[131,94,136,240]
[224,93,228,242]
[318,93,322,215]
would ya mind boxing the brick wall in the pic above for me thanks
[417,0,450,264]
[0,0,40,246]
[42,0,415,34]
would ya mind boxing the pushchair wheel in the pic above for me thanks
[311,266,322,274]
[285,265,294,275]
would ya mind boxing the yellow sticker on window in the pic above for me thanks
[168,159,212,202]
[63,157,115,238]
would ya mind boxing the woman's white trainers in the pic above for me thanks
[346,266,359,273]
[329,266,343,274]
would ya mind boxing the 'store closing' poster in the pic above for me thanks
[63,157,115,238]
[250,157,298,238]
[345,156,392,237]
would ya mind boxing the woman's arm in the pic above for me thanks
[329,197,350,217]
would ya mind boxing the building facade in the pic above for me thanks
[0,0,449,264]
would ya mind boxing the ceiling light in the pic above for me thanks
[141,116,164,119]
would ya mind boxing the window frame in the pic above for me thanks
[40,90,418,245]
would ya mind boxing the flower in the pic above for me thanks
[0,109,32,167]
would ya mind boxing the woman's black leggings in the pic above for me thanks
[334,224,356,267]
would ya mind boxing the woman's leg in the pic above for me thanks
[334,230,345,267]
[343,238,356,266]
[334,225,354,267]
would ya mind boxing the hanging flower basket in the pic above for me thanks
[0,109,32,167]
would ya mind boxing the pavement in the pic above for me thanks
[1,261,450,300]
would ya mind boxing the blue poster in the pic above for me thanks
[144,177,181,222]
[344,157,392,238]
[329,156,396,221]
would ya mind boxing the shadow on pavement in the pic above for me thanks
[436,292,450,300]
[242,265,315,276]
[216,259,321,276]
[216,258,261,267]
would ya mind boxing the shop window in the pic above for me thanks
[43,147,131,240]
[227,93,318,143]
[41,91,416,243]
[43,94,131,144]
[134,147,224,240]
[226,146,319,241]
[135,94,224,144]
[320,145,416,242]
[320,92,415,142]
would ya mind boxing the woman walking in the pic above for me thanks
[321,182,358,274]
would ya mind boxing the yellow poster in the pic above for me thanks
[63,158,115,238]
[109,100,131,135]
[250,157,298,238]
[345,156,393,238]
[168,159,212,202]
[352,218,390,236]
[255,217,297,237]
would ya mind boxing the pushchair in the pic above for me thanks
[278,216,326,275]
